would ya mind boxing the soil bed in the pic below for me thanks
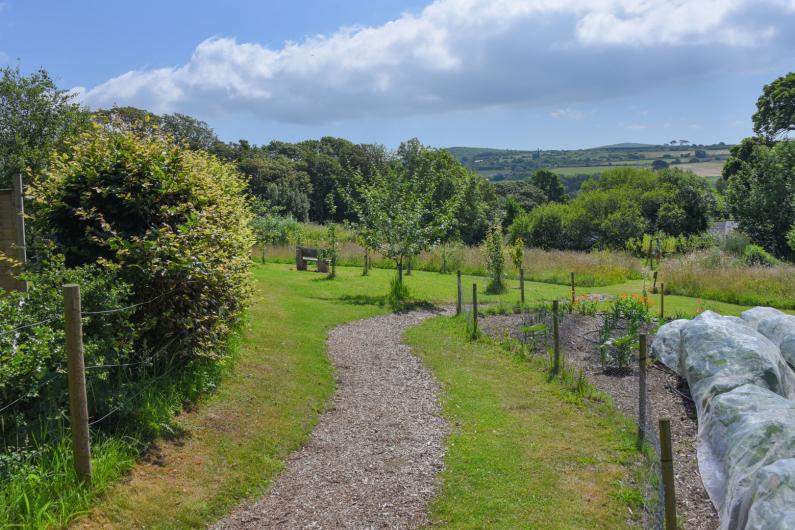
[479,312,719,530]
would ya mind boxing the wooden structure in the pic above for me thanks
[295,246,329,273]
[0,174,27,292]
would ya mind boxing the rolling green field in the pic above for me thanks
[447,144,729,184]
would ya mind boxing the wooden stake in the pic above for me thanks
[472,283,478,338]
[553,300,560,375]
[637,334,647,449]
[519,267,525,306]
[64,284,92,486]
[660,418,677,530]
[456,270,463,315]
[660,283,665,320]
[570,272,575,305]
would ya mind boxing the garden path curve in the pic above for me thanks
[213,309,449,529]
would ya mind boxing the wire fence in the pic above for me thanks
[457,284,673,530]
[0,287,197,451]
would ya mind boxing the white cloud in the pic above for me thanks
[550,107,588,120]
[76,0,795,124]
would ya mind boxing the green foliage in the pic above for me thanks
[509,166,714,250]
[386,274,410,309]
[483,223,506,293]
[599,295,651,369]
[626,232,715,259]
[753,72,795,140]
[32,123,254,363]
[0,66,89,186]
[349,142,460,284]
[743,244,779,267]
[507,237,524,270]
[724,139,795,259]
[1,259,132,443]
[250,201,304,248]
[531,169,566,202]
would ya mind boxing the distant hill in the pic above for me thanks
[592,142,657,149]
[445,143,730,193]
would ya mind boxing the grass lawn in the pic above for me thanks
[71,263,759,528]
[405,316,643,528]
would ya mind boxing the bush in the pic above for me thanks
[386,274,410,309]
[483,224,506,293]
[743,244,779,266]
[1,258,133,444]
[32,124,254,363]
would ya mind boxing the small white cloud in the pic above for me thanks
[76,0,795,124]
[550,107,587,120]
[623,123,648,130]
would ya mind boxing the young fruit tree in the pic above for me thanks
[349,166,458,290]
[484,222,506,294]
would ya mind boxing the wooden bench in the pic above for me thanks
[295,246,329,272]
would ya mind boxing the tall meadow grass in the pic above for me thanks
[660,250,795,309]
[257,243,643,287]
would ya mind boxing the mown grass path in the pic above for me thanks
[406,316,643,529]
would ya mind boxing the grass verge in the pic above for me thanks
[405,315,646,528]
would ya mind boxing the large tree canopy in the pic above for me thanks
[0,67,89,187]
[753,72,795,140]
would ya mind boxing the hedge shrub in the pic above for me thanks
[31,123,254,364]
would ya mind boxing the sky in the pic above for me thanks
[1,0,794,150]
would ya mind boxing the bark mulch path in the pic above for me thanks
[479,312,719,530]
[213,310,449,530]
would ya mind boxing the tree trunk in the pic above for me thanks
[397,258,403,285]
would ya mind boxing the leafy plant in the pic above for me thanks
[484,222,506,294]
[598,295,651,369]
[32,122,254,364]
[508,237,524,271]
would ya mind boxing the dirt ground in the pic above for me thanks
[479,313,719,530]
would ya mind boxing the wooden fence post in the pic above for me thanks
[660,418,677,530]
[637,334,647,449]
[64,284,92,486]
[472,283,478,338]
[456,271,463,315]
[552,300,560,375]
[660,283,665,320]
[519,267,525,306]
[570,272,575,306]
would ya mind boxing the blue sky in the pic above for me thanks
[1,0,793,149]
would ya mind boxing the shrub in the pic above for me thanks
[386,274,410,309]
[31,123,254,364]
[483,223,506,293]
[743,244,778,266]
[1,258,133,444]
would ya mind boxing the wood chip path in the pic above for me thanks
[213,310,448,529]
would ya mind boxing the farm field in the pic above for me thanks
[69,262,765,528]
